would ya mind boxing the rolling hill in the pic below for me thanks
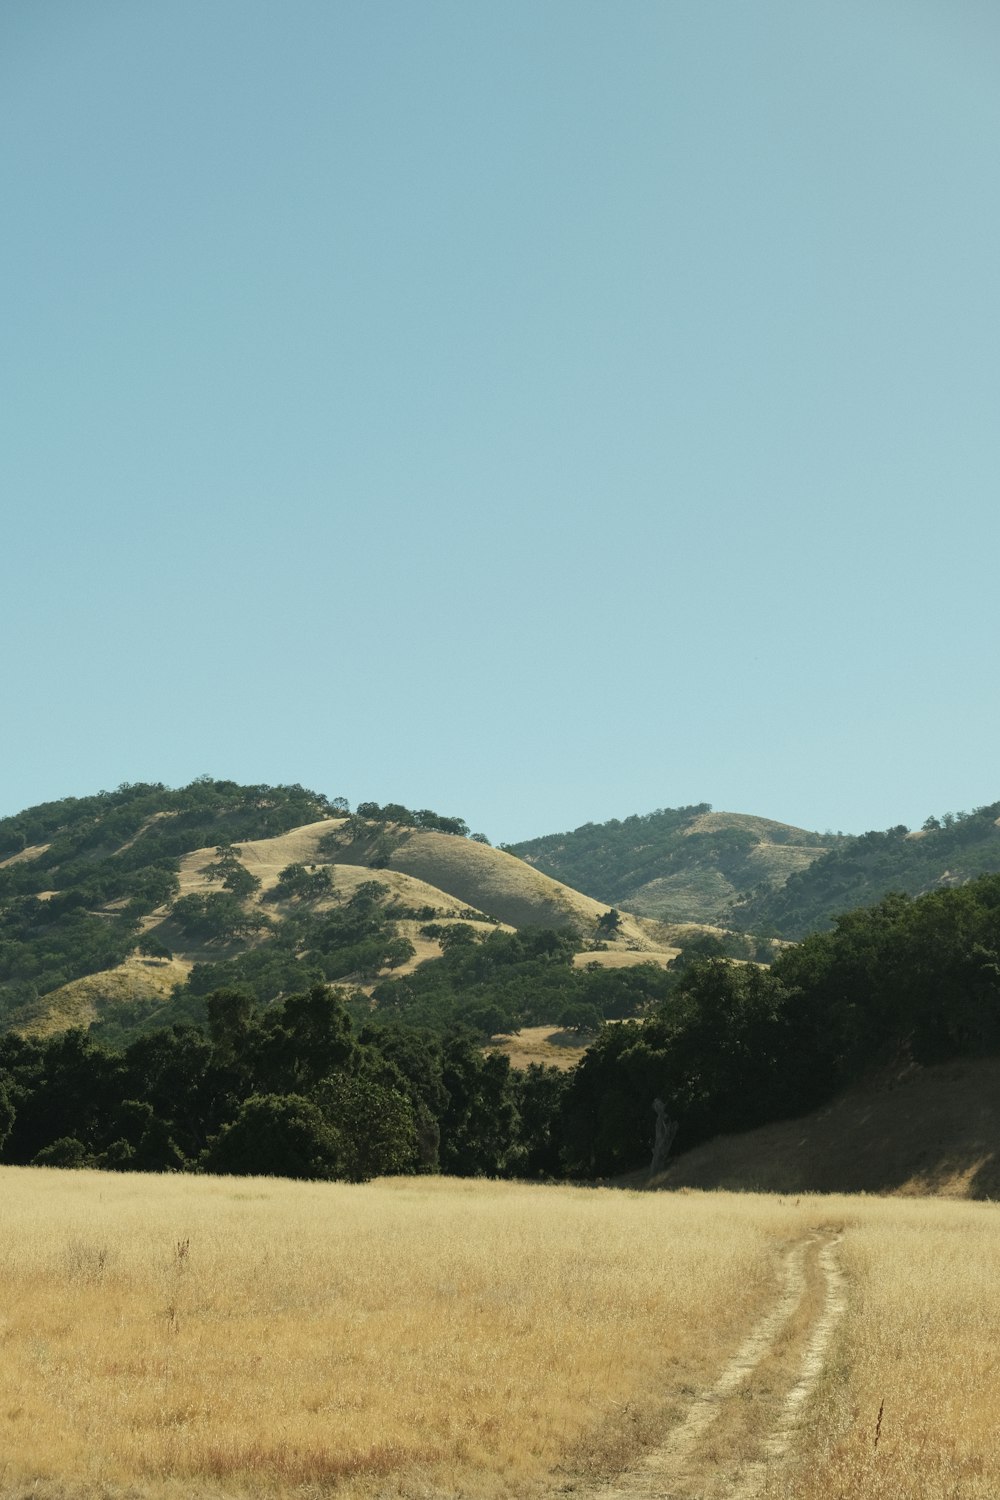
[512,799,1000,938]
[508,804,838,926]
[0,781,677,1040]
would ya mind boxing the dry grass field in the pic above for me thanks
[486,1023,593,1070]
[0,1169,996,1500]
[0,1171,801,1499]
[770,1195,1000,1500]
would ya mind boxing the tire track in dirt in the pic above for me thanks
[724,1232,846,1500]
[562,1229,846,1500]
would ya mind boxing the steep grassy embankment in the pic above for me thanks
[655,1055,1000,1199]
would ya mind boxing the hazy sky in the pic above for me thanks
[4,2,999,842]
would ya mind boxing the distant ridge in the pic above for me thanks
[730,802,1000,937]
[512,800,1000,938]
[508,805,835,929]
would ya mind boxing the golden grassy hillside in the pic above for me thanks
[1,1170,998,1500]
[2,818,679,1039]
[323,823,661,943]
[147,820,674,970]
[168,819,653,938]
[0,840,51,869]
[12,955,191,1038]
[162,822,506,941]
[656,1055,1000,1199]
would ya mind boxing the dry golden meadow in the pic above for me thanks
[0,1166,997,1500]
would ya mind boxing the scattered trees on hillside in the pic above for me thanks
[203,845,262,900]
[7,810,1000,1187]
[270,863,334,902]
[171,893,269,944]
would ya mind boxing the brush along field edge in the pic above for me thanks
[0,1174,997,1500]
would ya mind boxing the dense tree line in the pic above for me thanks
[0,985,568,1182]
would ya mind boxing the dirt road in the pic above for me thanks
[561,1228,846,1500]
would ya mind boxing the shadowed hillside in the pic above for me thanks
[651,1057,1000,1199]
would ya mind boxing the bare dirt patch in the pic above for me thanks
[0,841,50,868]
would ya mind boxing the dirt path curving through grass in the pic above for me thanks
[566,1229,846,1500]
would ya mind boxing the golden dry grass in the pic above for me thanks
[11,955,193,1037]
[0,1170,802,1500]
[487,1024,593,1071]
[191,818,662,946]
[0,840,51,869]
[771,1194,1000,1500]
[13,820,681,1037]
[170,819,633,940]
[571,948,677,970]
[0,1173,997,1499]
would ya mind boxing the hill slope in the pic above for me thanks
[655,1056,1000,1199]
[0,783,676,1039]
[514,800,1000,938]
[509,805,836,926]
[731,802,1000,937]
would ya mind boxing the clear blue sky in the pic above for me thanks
[3,1,999,842]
